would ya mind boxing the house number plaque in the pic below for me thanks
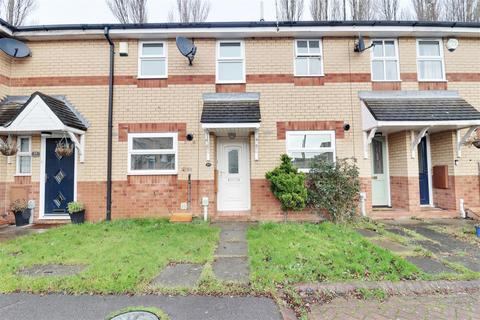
[32,151,40,158]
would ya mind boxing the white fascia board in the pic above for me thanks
[14,25,480,41]
[376,120,480,127]
[202,123,261,129]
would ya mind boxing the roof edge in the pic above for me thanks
[359,90,460,100]
[203,92,260,102]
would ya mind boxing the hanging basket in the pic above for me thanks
[0,136,18,156]
[55,136,74,157]
[473,140,480,149]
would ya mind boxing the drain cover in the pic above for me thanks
[110,311,159,320]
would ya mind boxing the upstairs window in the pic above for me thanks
[371,40,400,81]
[286,131,335,172]
[417,40,445,81]
[128,133,178,175]
[138,42,167,78]
[294,40,323,76]
[216,40,245,83]
[16,136,32,175]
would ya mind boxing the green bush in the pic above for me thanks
[67,201,84,214]
[265,154,308,221]
[306,157,360,223]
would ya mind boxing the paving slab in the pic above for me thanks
[150,263,203,288]
[0,225,49,242]
[412,239,445,254]
[215,241,248,257]
[385,227,410,237]
[371,239,411,253]
[355,229,378,238]
[18,264,86,277]
[220,229,246,242]
[406,256,456,274]
[212,257,249,283]
[445,256,480,272]
[404,225,474,252]
[0,294,282,320]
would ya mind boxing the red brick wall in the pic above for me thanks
[419,82,448,90]
[390,176,420,211]
[215,84,246,93]
[433,176,457,210]
[372,82,401,91]
[455,175,480,209]
[118,123,187,142]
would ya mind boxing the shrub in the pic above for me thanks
[265,154,308,221]
[307,157,360,223]
[67,201,85,214]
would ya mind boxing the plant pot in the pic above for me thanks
[476,226,480,238]
[14,209,31,227]
[69,210,85,224]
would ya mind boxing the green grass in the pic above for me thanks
[0,219,219,294]
[248,222,420,290]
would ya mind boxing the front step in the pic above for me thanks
[169,212,193,223]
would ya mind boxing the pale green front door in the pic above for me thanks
[371,136,389,207]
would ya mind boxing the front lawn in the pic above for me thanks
[0,219,219,294]
[248,222,420,290]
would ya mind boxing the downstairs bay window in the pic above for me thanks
[128,133,178,175]
[286,131,336,172]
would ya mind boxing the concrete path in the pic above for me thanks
[0,294,282,320]
[212,223,250,283]
[310,292,480,320]
[0,225,50,243]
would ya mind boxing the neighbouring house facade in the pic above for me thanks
[0,20,479,223]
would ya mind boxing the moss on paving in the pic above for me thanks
[247,222,420,290]
[0,219,219,294]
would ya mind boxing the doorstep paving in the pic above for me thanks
[371,239,411,253]
[309,292,480,320]
[0,294,282,320]
[355,229,378,238]
[0,225,49,242]
[18,264,87,277]
[212,223,250,284]
[150,263,203,288]
[406,256,455,274]
[445,256,480,272]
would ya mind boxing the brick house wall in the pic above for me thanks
[0,33,478,222]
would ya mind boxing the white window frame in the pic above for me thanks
[16,136,32,176]
[370,39,401,82]
[138,41,168,79]
[286,130,336,173]
[127,132,178,175]
[294,39,324,77]
[216,40,246,84]
[416,39,446,82]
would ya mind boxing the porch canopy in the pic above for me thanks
[201,92,261,161]
[0,91,89,161]
[360,91,480,159]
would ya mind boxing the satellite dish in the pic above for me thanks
[354,35,374,53]
[0,38,31,58]
[176,36,197,65]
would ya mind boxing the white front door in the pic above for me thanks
[371,136,389,207]
[217,138,251,211]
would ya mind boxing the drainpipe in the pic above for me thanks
[459,198,466,219]
[104,27,114,221]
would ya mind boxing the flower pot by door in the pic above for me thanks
[69,210,85,224]
[14,209,31,227]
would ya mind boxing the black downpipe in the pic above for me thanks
[104,27,114,221]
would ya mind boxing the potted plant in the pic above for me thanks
[10,199,31,227]
[67,201,85,224]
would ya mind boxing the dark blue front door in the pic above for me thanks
[418,137,430,205]
[44,138,75,215]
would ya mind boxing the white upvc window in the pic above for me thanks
[286,131,336,172]
[16,136,32,176]
[128,133,178,175]
[216,40,245,83]
[138,41,168,78]
[371,39,400,81]
[416,39,446,81]
[294,39,323,76]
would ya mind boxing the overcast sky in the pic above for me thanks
[31,0,280,25]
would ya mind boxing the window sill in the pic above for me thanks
[127,172,178,176]
[137,76,168,80]
[371,80,402,83]
[215,81,246,85]
[14,174,32,177]
[417,79,448,83]
[294,74,325,78]
[39,215,70,220]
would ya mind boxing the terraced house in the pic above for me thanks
[0,19,479,223]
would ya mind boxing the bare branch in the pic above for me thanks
[411,0,442,21]
[279,0,304,21]
[349,0,375,20]
[170,0,210,22]
[310,0,329,20]
[375,0,400,20]
[1,0,36,26]
[106,0,148,24]
[443,0,479,21]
